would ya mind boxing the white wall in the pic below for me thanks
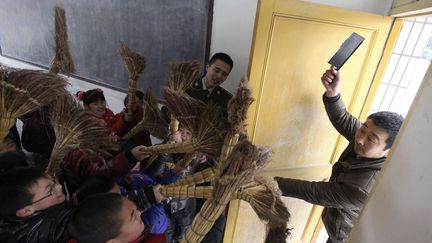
[348,64,432,243]
[210,0,259,93]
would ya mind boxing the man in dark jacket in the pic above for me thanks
[275,67,404,243]
[186,52,233,117]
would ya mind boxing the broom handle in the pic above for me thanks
[182,198,229,243]
[177,153,195,168]
[127,78,137,117]
[218,133,239,169]
[170,167,215,186]
[169,114,179,133]
[160,185,213,199]
[49,61,61,74]
[138,142,196,154]
[122,116,145,140]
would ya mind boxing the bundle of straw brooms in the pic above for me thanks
[132,75,291,242]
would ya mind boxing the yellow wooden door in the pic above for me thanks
[224,1,393,242]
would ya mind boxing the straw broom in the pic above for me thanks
[0,70,68,142]
[167,61,201,133]
[122,88,169,141]
[218,76,254,169]
[169,167,215,187]
[49,7,75,75]
[161,87,207,134]
[138,102,228,159]
[168,61,201,92]
[182,140,271,243]
[46,95,119,176]
[119,43,146,118]
[236,177,291,242]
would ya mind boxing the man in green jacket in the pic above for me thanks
[275,67,404,243]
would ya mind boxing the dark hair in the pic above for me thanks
[0,151,28,174]
[76,89,106,105]
[69,193,124,243]
[209,52,233,71]
[123,90,145,107]
[0,167,47,215]
[75,174,116,203]
[368,111,404,150]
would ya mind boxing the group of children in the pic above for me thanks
[0,88,209,243]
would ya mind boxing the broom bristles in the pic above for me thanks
[120,43,146,80]
[227,76,254,135]
[236,177,291,242]
[239,177,290,223]
[47,94,119,176]
[50,7,75,75]
[161,86,206,134]
[264,222,291,243]
[168,60,201,92]
[0,70,68,141]
[162,87,229,159]
[122,88,169,140]
[193,104,229,160]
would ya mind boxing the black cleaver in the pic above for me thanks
[328,32,365,70]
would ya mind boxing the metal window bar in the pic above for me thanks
[370,17,431,115]
[384,20,426,111]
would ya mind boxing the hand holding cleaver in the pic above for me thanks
[328,32,365,70]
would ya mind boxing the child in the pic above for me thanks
[165,127,198,242]
[69,193,166,243]
[0,167,72,243]
[76,88,114,130]
[72,174,167,235]
[111,91,152,147]
[62,144,151,194]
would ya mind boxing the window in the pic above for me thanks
[369,16,432,117]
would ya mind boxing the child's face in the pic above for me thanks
[112,198,145,242]
[28,176,65,212]
[85,99,107,118]
[180,128,192,143]
[131,96,144,112]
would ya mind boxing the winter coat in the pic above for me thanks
[275,94,385,243]
[0,202,72,243]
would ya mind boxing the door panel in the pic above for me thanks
[225,1,393,242]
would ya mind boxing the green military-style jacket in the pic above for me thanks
[185,78,232,117]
